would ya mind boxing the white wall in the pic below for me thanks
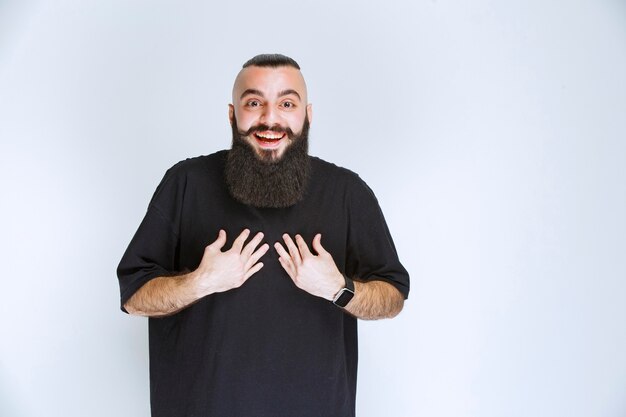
[1,1,625,416]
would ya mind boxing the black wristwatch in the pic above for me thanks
[332,276,355,308]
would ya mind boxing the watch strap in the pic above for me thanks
[332,276,355,308]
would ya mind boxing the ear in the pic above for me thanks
[306,103,313,124]
[228,104,234,126]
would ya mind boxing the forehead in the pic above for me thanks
[232,66,308,102]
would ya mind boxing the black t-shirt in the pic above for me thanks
[117,151,410,417]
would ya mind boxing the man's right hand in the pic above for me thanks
[125,228,268,317]
[192,229,269,297]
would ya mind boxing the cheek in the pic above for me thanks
[287,114,307,131]
[235,112,256,131]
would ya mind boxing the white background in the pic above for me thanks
[1,1,625,416]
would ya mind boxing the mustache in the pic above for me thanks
[239,124,296,138]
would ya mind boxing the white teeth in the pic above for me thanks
[256,132,283,139]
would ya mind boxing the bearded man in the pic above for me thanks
[117,54,409,417]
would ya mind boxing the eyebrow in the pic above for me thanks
[240,89,264,99]
[240,88,301,100]
[277,89,301,100]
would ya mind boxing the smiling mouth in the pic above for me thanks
[253,131,286,147]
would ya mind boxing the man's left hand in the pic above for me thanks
[275,234,344,301]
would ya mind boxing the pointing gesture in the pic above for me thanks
[275,233,344,301]
[195,229,269,295]
[124,228,269,316]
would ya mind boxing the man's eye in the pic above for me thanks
[282,102,294,109]
[247,100,260,107]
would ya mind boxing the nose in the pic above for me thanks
[259,105,280,126]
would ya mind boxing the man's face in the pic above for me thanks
[229,65,312,162]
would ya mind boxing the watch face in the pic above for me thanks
[334,288,355,307]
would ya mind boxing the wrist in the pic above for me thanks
[332,275,355,308]
[187,269,212,298]
[330,273,345,300]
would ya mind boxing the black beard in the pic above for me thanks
[225,116,311,208]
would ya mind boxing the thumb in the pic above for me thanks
[209,229,227,250]
[312,233,327,256]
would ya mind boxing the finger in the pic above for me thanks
[232,228,250,252]
[278,256,296,280]
[244,262,264,280]
[282,234,302,265]
[208,229,227,251]
[311,233,327,256]
[295,234,313,259]
[274,242,296,275]
[242,232,264,258]
[245,243,269,270]
[274,241,289,258]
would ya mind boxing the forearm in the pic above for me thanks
[343,280,405,320]
[124,272,204,317]
[124,230,269,317]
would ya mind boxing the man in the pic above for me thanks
[117,54,409,417]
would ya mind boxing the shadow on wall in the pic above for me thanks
[0,368,27,417]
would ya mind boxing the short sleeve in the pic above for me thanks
[116,166,186,312]
[345,176,410,299]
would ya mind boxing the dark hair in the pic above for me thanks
[242,54,300,70]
